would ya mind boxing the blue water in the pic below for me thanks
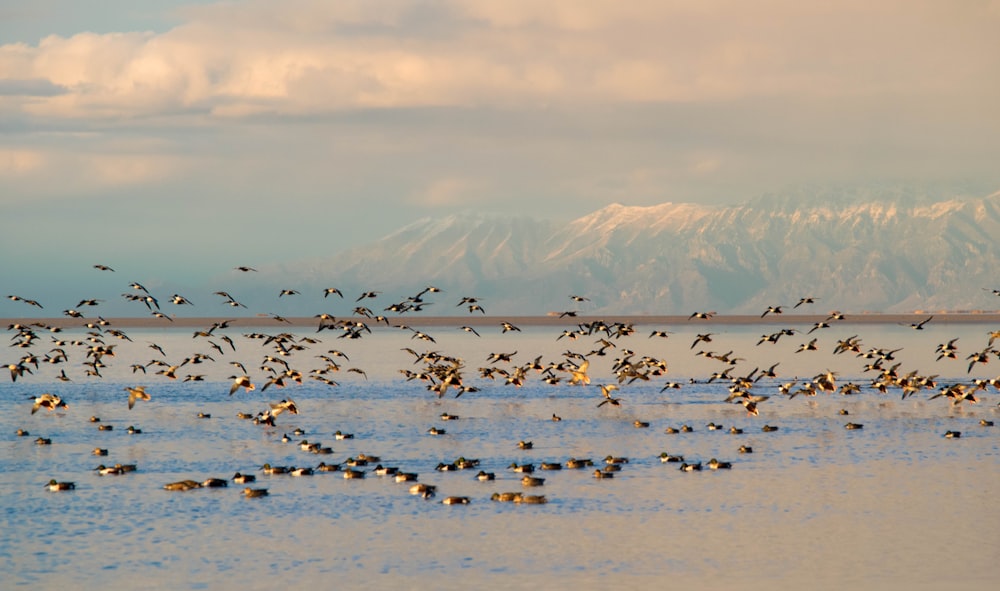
[2,322,999,589]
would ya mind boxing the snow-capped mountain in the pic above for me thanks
[245,184,1000,315]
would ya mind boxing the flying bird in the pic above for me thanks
[125,386,150,410]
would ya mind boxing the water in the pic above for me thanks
[3,320,999,589]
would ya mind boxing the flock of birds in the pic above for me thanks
[9,265,1000,503]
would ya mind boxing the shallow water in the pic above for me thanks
[3,321,999,589]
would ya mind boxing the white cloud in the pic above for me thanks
[0,0,996,120]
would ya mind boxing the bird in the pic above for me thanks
[794,297,818,308]
[229,375,255,395]
[565,359,590,386]
[761,305,784,318]
[905,316,933,330]
[31,393,68,414]
[45,479,76,491]
[163,480,202,491]
[125,386,150,410]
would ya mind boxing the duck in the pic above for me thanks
[521,475,545,487]
[435,462,457,472]
[491,492,519,502]
[374,465,399,476]
[665,427,680,434]
[316,462,342,473]
[706,422,722,431]
[680,425,694,433]
[31,393,68,414]
[739,445,754,454]
[761,425,779,432]
[659,453,684,463]
[229,375,255,396]
[428,427,446,435]
[127,426,142,434]
[540,462,562,471]
[442,496,470,505]
[453,457,479,470]
[604,455,629,465]
[844,422,864,430]
[16,429,29,437]
[35,437,52,445]
[124,386,150,410]
[514,494,547,504]
[260,464,289,475]
[346,457,369,467]
[509,463,535,473]
[551,414,562,422]
[98,424,113,431]
[334,430,354,440]
[96,465,124,476]
[92,448,108,456]
[242,487,269,498]
[980,419,994,427]
[201,478,228,488]
[476,470,496,481]
[45,479,75,491]
[343,469,365,479]
[679,462,703,472]
[517,440,533,449]
[593,469,614,479]
[163,480,201,491]
[233,472,256,483]
[409,483,436,496]
[440,413,460,421]
[565,458,593,469]
[944,430,961,438]
[708,458,732,470]
[288,467,314,477]
[394,472,418,482]
[633,420,650,428]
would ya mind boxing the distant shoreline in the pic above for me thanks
[5,313,1000,329]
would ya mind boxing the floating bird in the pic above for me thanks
[45,479,76,491]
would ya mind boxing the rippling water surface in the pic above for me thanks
[3,322,999,589]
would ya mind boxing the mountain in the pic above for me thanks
[256,184,1000,315]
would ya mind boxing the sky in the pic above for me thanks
[2,0,1000,314]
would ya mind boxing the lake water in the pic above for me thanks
[3,319,999,589]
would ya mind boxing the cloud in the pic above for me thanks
[410,177,482,207]
[0,78,68,96]
[0,0,996,121]
[0,149,45,175]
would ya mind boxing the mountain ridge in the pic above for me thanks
[235,184,1000,316]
